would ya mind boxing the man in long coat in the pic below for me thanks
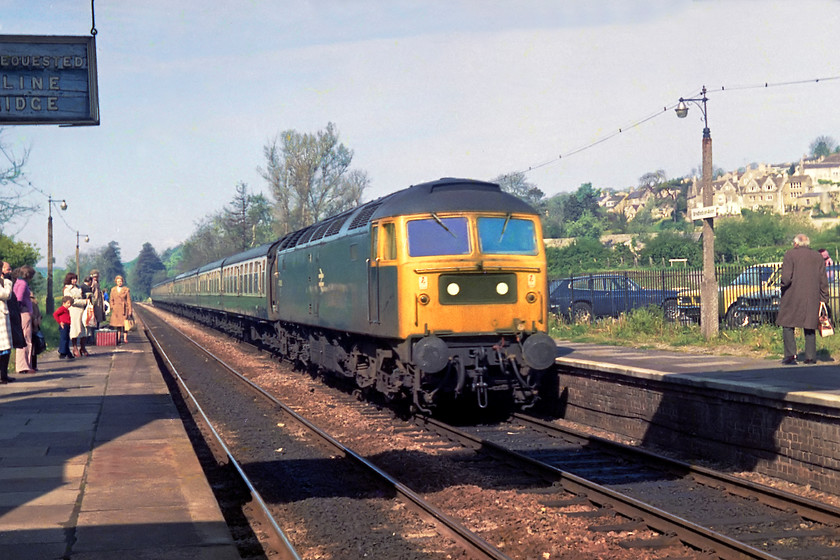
[776,233,829,364]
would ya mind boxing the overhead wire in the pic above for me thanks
[514,75,840,179]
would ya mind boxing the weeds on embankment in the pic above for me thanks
[548,306,838,362]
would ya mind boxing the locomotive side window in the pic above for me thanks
[407,216,469,256]
[477,216,537,255]
[383,222,397,260]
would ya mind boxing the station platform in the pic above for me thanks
[0,331,239,559]
[553,340,840,495]
[555,341,840,409]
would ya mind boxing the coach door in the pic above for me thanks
[368,224,380,324]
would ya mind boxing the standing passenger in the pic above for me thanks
[62,273,89,357]
[53,296,74,359]
[0,262,15,383]
[13,265,36,374]
[89,269,106,328]
[777,234,829,365]
[109,275,133,344]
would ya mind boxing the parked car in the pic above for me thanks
[549,273,681,323]
[729,264,840,327]
[676,262,781,327]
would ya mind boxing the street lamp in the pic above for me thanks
[676,85,719,339]
[46,196,68,316]
[76,232,89,280]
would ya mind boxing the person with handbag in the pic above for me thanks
[108,275,133,344]
[776,234,829,365]
[0,262,16,383]
[62,272,90,357]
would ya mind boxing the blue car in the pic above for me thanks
[550,274,682,323]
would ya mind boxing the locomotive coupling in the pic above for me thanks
[522,333,557,370]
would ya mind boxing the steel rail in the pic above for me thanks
[415,414,786,560]
[139,305,512,560]
[139,310,302,560]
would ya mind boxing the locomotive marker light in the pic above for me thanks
[676,85,719,339]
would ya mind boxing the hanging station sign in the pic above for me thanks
[0,35,99,126]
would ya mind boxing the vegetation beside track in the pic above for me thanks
[548,305,840,362]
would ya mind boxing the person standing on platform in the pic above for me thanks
[777,233,829,365]
[0,263,16,383]
[13,265,36,374]
[109,275,133,344]
[62,273,89,357]
[53,296,74,360]
[89,269,106,328]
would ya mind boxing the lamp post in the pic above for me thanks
[46,196,68,316]
[76,232,89,280]
[676,85,718,339]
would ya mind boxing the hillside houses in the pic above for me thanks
[598,154,840,220]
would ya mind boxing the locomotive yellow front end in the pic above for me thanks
[374,207,556,410]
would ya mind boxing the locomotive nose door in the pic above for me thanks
[368,224,380,324]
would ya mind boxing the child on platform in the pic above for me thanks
[53,296,74,360]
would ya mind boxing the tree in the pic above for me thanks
[222,182,275,252]
[638,169,667,189]
[0,129,38,229]
[129,243,166,300]
[564,183,601,223]
[260,122,368,234]
[638,232,701,266]
[97,242,127,290]
[0,233,39,270]
[493,171,545,206]
[810,135,838,159]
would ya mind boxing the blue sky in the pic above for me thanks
[2,0,840,268]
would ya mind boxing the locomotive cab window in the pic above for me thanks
[477,216,538,255]
[407,216,469,256]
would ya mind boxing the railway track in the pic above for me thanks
[139,306,511,560]
[139,304,840,559]
[418,413,840,560]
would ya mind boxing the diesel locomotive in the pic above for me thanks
[151,177,557,412]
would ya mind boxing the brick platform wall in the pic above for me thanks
[553,366,840,495]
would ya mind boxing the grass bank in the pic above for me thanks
[547,306,839,362]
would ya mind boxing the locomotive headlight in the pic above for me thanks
[496,282,509,295]
[418,293,430,305]
[447,282,460,296]
[525,292,537,303]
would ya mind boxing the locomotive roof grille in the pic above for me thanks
[296,225,317,246]
[349,202,381,229]
[325,214,350,236]
[309,221,332,242]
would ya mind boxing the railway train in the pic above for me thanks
[151,177,557,412]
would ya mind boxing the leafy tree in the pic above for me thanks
[222,182,275,252]
[564,183,601,223]
[0,129,38,229]
[177,183,277,272]
[97,242,127,290]
[546,237,613,277]
[638,169,667,189]
[260,122,368,234]
[714,210,812,263]
[129,243,166,300]
[637,232,701,266]
[493,171,544,207]
[0,233,40,269]
[810,135,838,159]
[564,210,604,239]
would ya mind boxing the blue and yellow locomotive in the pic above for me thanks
[151,178,556,411]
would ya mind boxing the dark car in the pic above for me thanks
[549,274,682,323]
[729,264,840,327]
